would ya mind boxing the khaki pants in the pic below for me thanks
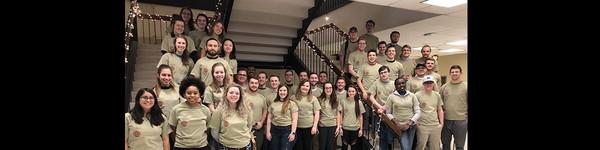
[416,125,443,150]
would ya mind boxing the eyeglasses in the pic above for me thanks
[141,96,155,101]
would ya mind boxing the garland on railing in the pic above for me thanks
[301,34,344,77]
[124,0,224,61]
[305,23,349,41]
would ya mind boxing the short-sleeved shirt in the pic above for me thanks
[190,57,232,86]
[209,109,253,148]
[157,53,194,86]
[358,63,383,90]
[340,99,365,130]
[380,60,404,81]
[161,35,197,53]
[169,102,211,148]
[367,79,395,106]
[292,95,322,128]
[318,97,342,127]
[359,33,379,52]
[311,86,323,98]
[245,92,268,124]
[204,86,225,108]
[347,50,367,72]
[188,30,208,50]
[269,101,299,126]
[224,57,238,74]
[440,81,468,120]
[415,91,443,126]
[125,113,169,150]
[153,87,180,121]
[398,57,416,77]
[335,90,347,103]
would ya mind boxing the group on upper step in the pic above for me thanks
[127,6,467,150]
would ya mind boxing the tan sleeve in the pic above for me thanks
[124,113,130,140]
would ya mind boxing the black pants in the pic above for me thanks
[318,126,337,150]
[270,125,293,150]
[294,127,313,150]
[342,129,359,150]
[173,146,210,150]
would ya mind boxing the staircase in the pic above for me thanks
[130,43,162,108]
[227,0,314,63]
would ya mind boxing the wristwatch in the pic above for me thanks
[290,132,296,135]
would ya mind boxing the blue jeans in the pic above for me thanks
[399,124,417,150]
[378,122,394,150]
[269,125,294,150]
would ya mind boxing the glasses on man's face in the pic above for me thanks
[141,96,155,101]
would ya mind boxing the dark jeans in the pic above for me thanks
[294,127,313,150]
[378,122,394,150]
[269,125,294,150]
[174,146,210,150]
[342,129,359,150]
[318,126,337,150]
[215,142,250,150]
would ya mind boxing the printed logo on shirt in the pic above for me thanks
[133,130,141,137]
[181,121,188,127]
[203,68,209,74]
[249,102,254,109]
[223,120,229,127]
[420,102,427,108]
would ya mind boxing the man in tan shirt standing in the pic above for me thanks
[440,65,467,150]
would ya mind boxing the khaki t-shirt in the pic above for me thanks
[376,55,387,64]
[292,95,322,128]
[125,113,169,150]
[311,86,323,98]
[224,57,238,74]
[428,71,443,88]
[407,76,439,94]
[258,88,277,106]
[190,57,232,85]
[398,57,416,77]
[347,50,367,73]
[188,30,207,50]
[204,86,225,108]
[245,92,268,124]
[269,101,299,126]
[384,92,420,124]
[336,90,347,103]
[358,63,383,90]
[341,99,365,130]
[168,102,211,148]
[367,79,395,106]
[154,87,180,121]
[380,60,404,81]
[415,91,443,126]
[161,35,197,53]
[157,53,194,86]
[359,33,379,53]
[440,81,467,120]
[209,109,253,148]
[318,97,342,127]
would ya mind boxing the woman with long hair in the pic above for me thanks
[340,86,365,150]
[209,84,253,149]
[291,80,321,150]
[204,62,230,112]
[125,88,169,150]
[317,82,342,150]
[266,85,298,150]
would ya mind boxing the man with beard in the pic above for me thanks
[190,38,233,85]
[245,76,268,150]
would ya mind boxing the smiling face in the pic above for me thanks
[226,86,241,105]
[185,86,201,104]
[158,68,173,87]
[139,91,156,111]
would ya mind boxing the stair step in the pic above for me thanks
[233,0,309,19]
[236,53,284,62]
[228,21,298,38]
[236,44,288,55]
[230,9,302,29]
[228,34,291,47]
[133,80,156,90]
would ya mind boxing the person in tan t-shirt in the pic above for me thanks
[125,88,169,150]
[169,76,211,150]
[209,84,253,149]
[266,85,299,150]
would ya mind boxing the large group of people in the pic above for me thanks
[126,7,467,150]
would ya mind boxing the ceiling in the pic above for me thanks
[308,0,467,58]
